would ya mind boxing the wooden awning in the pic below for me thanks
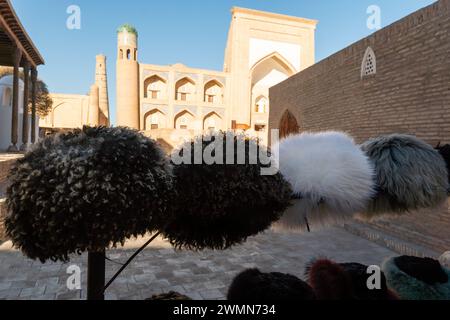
[0,0,44,67]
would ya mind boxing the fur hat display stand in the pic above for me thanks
[272,131,376,232]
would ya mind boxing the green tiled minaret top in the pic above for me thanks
[117,24,138,37]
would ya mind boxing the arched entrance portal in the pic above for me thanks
[250,53,296,144]
[279,110,299,139]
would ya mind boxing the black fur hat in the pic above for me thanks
[163,132,292,250]
[227,268,316,301]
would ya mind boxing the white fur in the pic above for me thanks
[272,131,375,231]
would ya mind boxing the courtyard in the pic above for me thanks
[0,227,396,300]
[0,0,449,306]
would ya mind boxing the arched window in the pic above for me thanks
[203,112,222,131]
[2,87,12,107]
[119,49,123,60]
[255,96,268,113]
[144,109,167,130]
[204,80,223,104]
[361,47,376,78]
[175,78,196,102]
[144,75,167,99]
[174,110,195,129]
[127,49,131,60]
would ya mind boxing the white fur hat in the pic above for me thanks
[272,131,375,231]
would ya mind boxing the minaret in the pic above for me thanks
[116,24,139,129]
[95,54,110,126]
[88,84,99,126]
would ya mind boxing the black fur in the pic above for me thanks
[339,262,391,300]
[6,126,174,262]
[163,132,292,250]
[394,256,448,285]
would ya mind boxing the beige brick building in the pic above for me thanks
[40,55,110,134]
[116,8,317,148]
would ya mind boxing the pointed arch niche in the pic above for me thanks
[175,77,196,102]
[203,112,222,131]
[279,110,299,139]
[204,80,224,104]
[250,52,296,123]
[144,109,167,130]
[174,110,195,130]
[144,75,167,100]
[254,95,268,113]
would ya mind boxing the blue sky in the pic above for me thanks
[11,0,435,125]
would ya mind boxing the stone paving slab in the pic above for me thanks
[0,227,396,300]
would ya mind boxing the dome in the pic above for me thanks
[117,24,138,37]
[172,63,187,68]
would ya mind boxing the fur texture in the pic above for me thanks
[382,256,450,300]
[305,259,354,300]
[361,134,449,217]
[5,126,174,263]
[272,131,375,231]
[163,132,292,250]
[146,292,192,300]
[305,259,398,300]
[227,268,316,301]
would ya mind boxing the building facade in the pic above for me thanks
[116,7,317,148]
[40,55,110,133]
[0,0,44,152]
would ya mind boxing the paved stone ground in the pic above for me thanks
[0,227,396,300]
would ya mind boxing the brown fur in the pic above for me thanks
[306,259,354,300]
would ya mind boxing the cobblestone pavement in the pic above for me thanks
[0,227,396,300]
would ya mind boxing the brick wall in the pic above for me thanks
[269,0,450,255]
[269,0,450,146]
[0,159,15,183]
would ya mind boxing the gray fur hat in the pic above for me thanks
[382,256,450,300]
[360,134,448,217]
